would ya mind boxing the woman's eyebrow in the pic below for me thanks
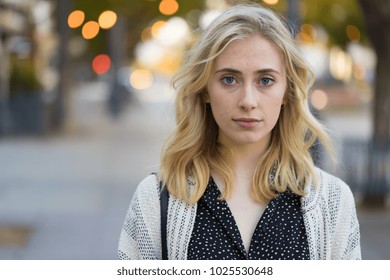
[215,67,280,75]
[255,68,280,75]
[215,68,241,74]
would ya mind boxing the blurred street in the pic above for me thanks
[0,81,389,260]
[0,81,174,259]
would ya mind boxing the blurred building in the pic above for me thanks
[0,0,57,135]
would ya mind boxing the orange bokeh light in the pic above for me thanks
[92,54,111,75]
[346,25,361,42]
[311,89,328,110]
[262,0,279,5]
[130,69,153,89]
[159,0,179,16]
[68,10,85,28]
[141,26,152,42]
[297,24,316,43]
[151,20,167,37]
[98,10,118,29]
[82,21,100,40]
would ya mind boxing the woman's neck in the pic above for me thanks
[231,140,268,174]
[211,144,264,190]
[217,133,270,178]
[232,149,262,179]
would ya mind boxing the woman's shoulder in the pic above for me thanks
[303,167,355,210]
[132,173,160,205]
[317,167,353,197]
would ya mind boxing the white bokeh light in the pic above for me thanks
[135,41,165,69]
[155,17,190,46]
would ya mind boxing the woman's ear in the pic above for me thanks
[280,96,286,108]
[203,89,210,103]
[282,88,290,107]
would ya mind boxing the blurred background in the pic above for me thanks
[0,0,389,259]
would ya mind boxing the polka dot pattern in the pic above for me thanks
[187,177,310,260]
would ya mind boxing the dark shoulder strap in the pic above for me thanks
[160,181,169,260]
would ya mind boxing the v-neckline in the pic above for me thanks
[201,177,280,258]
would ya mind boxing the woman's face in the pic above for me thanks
[206,34,287,152]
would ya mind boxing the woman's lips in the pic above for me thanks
[233,118,261,128]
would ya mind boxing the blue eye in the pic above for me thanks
[260,77,274,86]
[222,76,236,85]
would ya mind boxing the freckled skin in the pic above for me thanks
[206,34,287,153]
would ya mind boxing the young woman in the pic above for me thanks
[118,3,361,260]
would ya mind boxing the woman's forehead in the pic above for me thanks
[212,34,286,75]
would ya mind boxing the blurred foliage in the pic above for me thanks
[242,0,366,47]
[69,0,365,62]
[70,0,205,58]
[301,0,366,46]
[9,56,41,94]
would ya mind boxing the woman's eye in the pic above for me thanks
[222,76,236,85]
[260,77,274,86]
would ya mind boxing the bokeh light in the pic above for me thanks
[136,41,165,69]
[330,46,352,81]
[68,10,85,28]
[297,24,317,43]
[159,0,179,16]
[155,17,189,46]
[151,20,167,38]
[331,4,347,22]
[92,54,111,75]
[346,25,361,42]
[262,0,279,5]
[141,26,152,42]
[82,21,100,39]
[130,69,153,90]
[311,89,328,110]
[98,10,118,29]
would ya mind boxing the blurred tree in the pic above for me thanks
[0,0,50,135]
[51,0,72,131]
[68,0,205,117]
[9,56,41,93]
[358,0,390,208]
[47,0,206,127]
[231,0,365,46]
[302,0,366,46]
[71,0,205,60]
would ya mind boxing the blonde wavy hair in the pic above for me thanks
[160,3,333,204]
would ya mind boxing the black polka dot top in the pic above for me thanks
[187,177,310,260]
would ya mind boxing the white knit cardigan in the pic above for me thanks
[118,168,361,260]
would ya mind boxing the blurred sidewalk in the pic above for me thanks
[0,81,174,259]
[357,208,390,259]
[0,82,389,259]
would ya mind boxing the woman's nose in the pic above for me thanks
[238,85,257,111]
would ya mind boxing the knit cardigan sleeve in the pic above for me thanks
[302,169,361,260]
[118,174,162,259]
[328,177,361,259]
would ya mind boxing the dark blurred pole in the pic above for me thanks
[51,0,72,131]
[358,0,390,208]
[107,14,129,117]
[0,29,11,135]
[287,0,300,37]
